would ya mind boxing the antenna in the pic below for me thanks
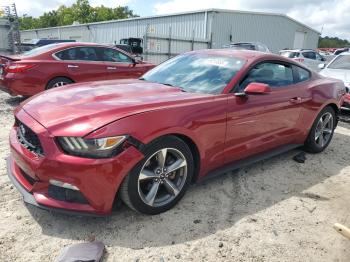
[4,3,22,53]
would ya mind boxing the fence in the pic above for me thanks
[143,26,211,64]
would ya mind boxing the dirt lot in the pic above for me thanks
[0,91,349,262]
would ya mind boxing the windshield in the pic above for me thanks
[141,54,246,94]
[328,55,350,70]
[280,51,300,58]
[21,43,61,57]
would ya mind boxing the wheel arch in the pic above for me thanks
[325,102,339,127]
[326,102,339,115]
[168,133,201,183]
[46,76,75,90]
[139,133,201,183]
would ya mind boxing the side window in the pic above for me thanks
[302,51,316,60]
[102,48,133,63]
[257,44,267,52]
[239,62,294,91]
[75,47,99,61]
[55,48,78,60]
[293,65,311,83]
[315,53,324,61]
[55,47,99,61]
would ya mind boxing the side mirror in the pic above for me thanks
[318,63,326,69]
[243,82,271,95]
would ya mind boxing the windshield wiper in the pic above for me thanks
[162,82,187,92]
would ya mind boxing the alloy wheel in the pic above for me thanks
[137,148,187,207]
[53,81,68,87]
[315,112,333,148]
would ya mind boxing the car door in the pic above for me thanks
[224,61,304,164]
[99,47,145,80]
[55,47,108,82]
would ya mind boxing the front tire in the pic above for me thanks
[120,136,194,215]
[304,106,336,153]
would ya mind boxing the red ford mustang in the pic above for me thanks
[0,42,155,96]
[7,50,346,215]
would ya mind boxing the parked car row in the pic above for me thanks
[4,46,346,215]
[223,43,328,72]
[319,52,350,108]
[279,49,327,71]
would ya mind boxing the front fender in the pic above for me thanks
[85,98,228,178]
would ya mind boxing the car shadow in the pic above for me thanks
[26,129,350,249]
[4,96,27,107]
[340,109,350,123]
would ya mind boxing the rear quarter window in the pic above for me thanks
[293,65,311,83]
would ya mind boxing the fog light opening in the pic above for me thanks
[49,179,79,191]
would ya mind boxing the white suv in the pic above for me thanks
[279,49,326,71]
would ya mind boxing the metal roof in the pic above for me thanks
[21,8,320,35]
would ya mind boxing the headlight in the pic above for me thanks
[57,136,127,158]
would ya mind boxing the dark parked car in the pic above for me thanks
[115,44,143,60]
[7,50,345,216]
[19,39,76,52]
[0,42,155,96]
[223,42,270,53]
[334,48,349,56]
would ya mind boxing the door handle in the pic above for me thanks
[289,97,302,104]
[67,65,79,68]
[107,66,117,70]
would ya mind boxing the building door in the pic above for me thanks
[293,31,306,49]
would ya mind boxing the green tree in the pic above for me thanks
[319,36,350,48]
[18,0,138,29]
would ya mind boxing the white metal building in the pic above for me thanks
[20,9,320,64]
[0,18,10,53]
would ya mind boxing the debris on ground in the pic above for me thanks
[334,223,350,240]
[55,241,105,262]
[293,152,307,163]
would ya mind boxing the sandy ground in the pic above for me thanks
[0,92,350,262]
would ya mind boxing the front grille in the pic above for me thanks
[17,122,44,156]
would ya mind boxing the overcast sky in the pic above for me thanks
[2,0,349,40]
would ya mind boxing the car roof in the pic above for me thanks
[280,49,314,52]
[231,42,256,45]
[50,41,114,48]
[34,42,117,55]
[231,42,267,46]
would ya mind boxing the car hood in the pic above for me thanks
[21,79,212,137]
[320,68,350,86]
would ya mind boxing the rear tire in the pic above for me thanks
[120,136,194,215]
[46,77,73,90]
[304,106,336,153]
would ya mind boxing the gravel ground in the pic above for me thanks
[0,92,349,262]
